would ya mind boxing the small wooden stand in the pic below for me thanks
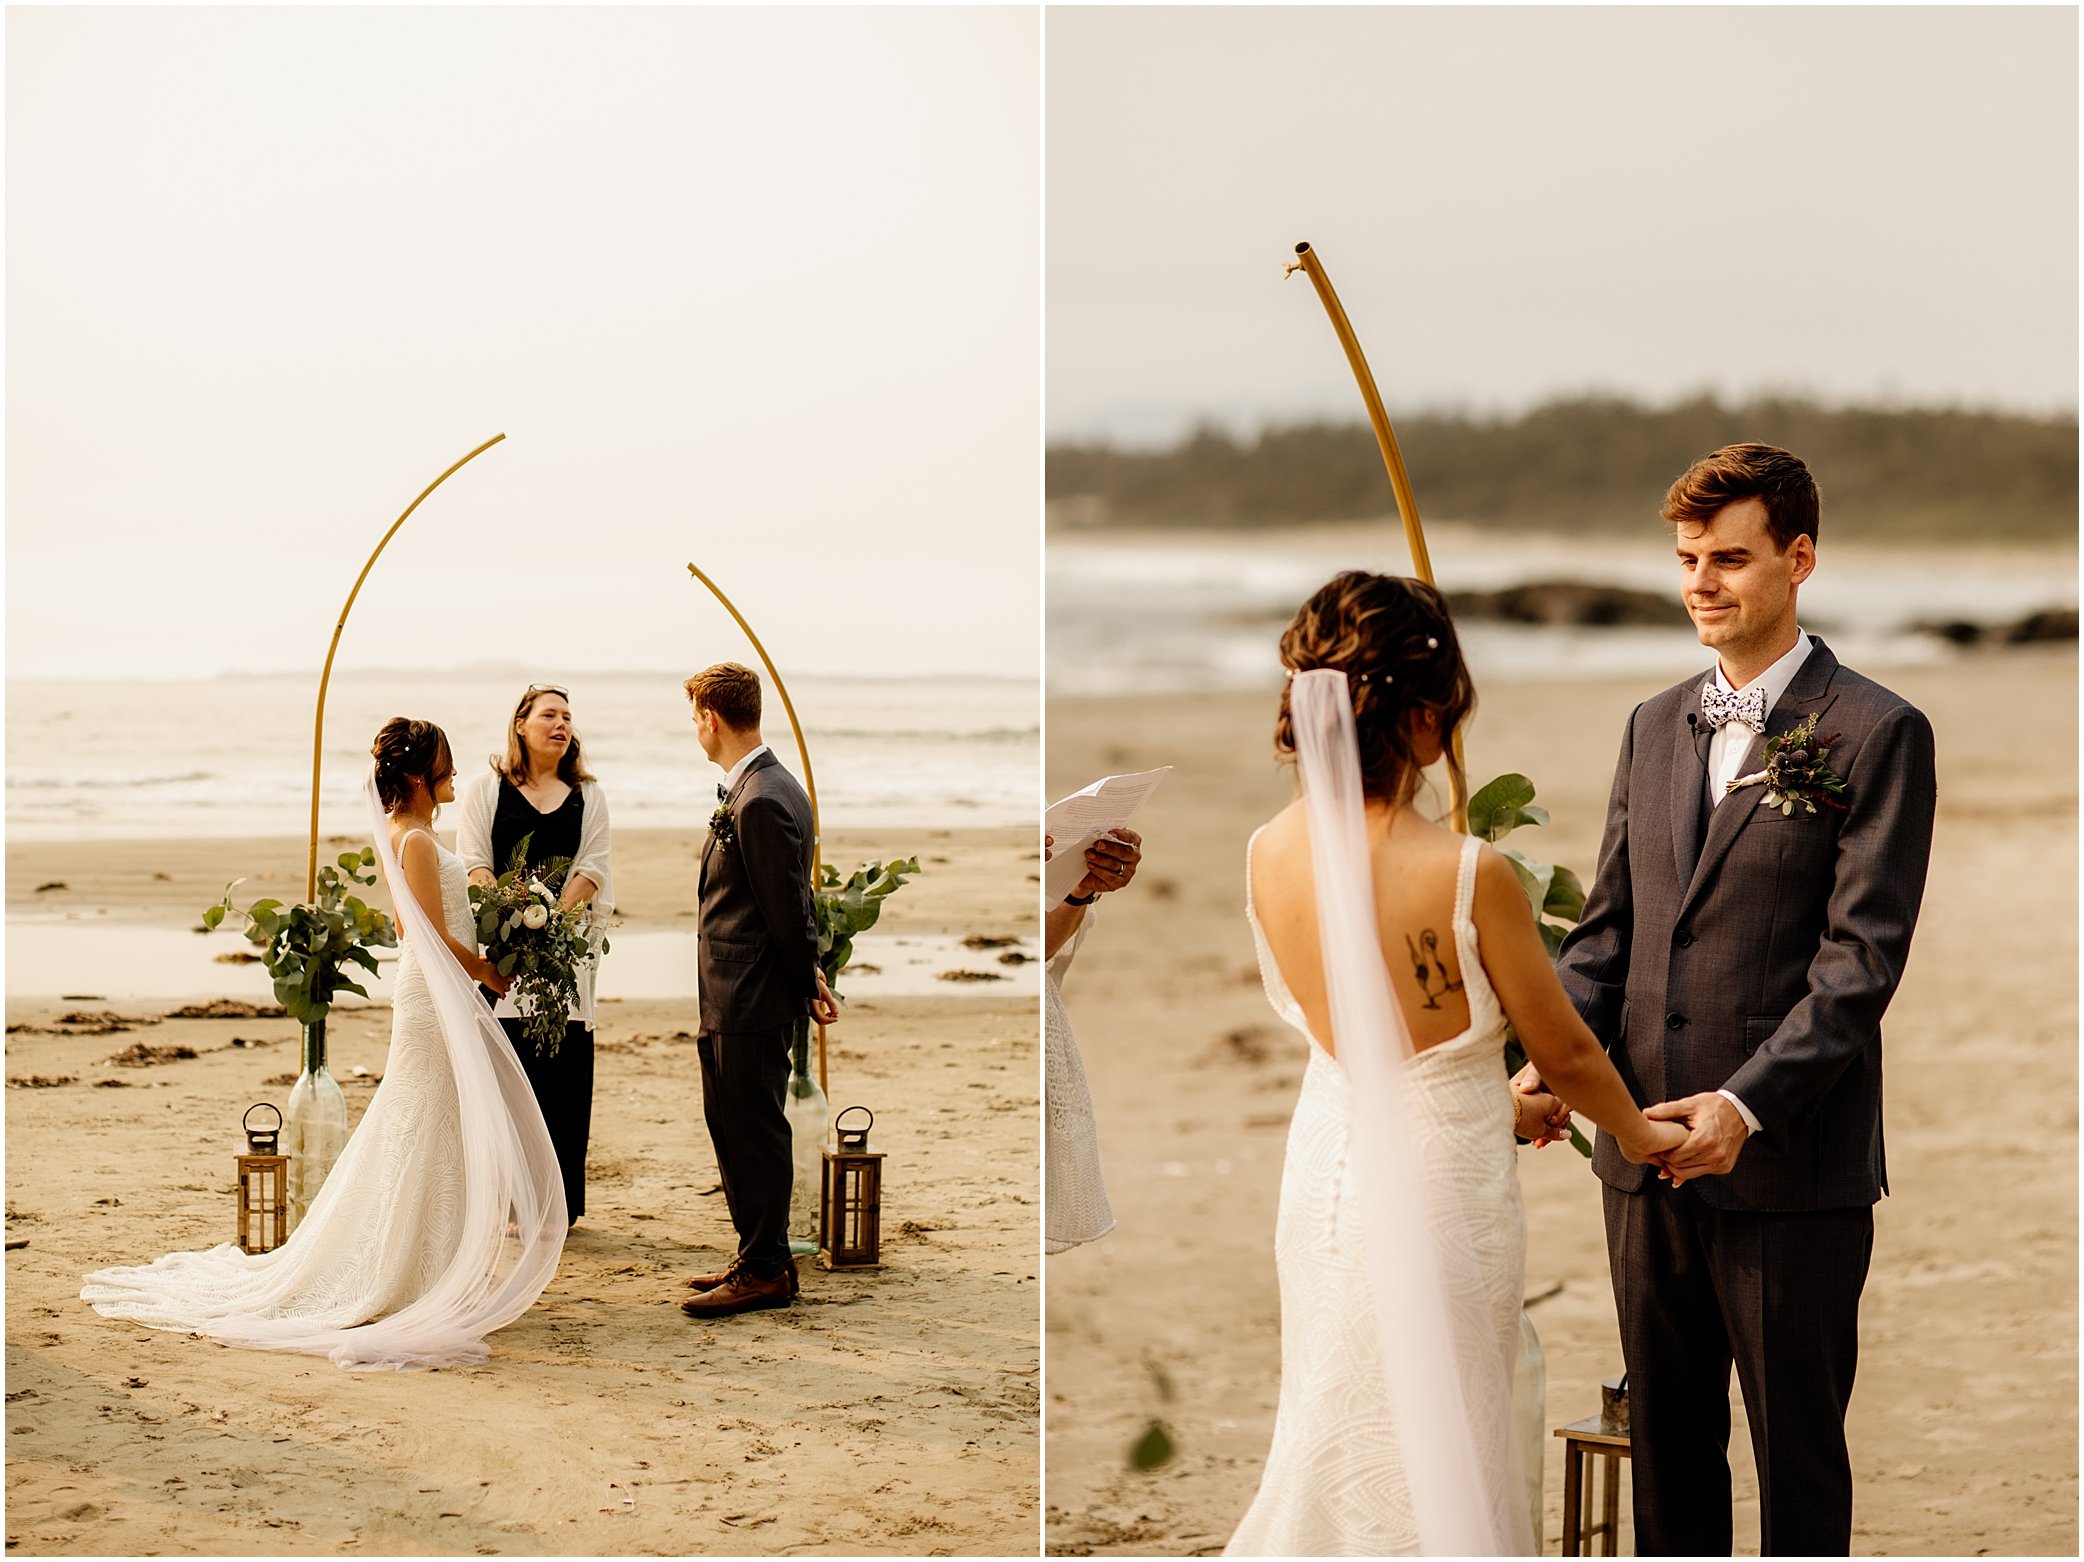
[1553,1413,1631,1556]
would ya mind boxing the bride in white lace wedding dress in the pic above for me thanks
[82,720,568,1371]
[1226,574,1683,1556]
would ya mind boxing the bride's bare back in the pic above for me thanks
[1251,797,1475,1057]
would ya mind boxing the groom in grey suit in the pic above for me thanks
[1554,445,1936,1555]
[679,662,838,1318]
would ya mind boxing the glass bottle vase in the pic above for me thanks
[283,1018,349,1231]
[782,1018,830,1256]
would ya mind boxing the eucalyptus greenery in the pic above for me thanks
[815,858,921,999]
[203,849,397,1028]
[468,834,608,1059]
[1466,774,1594,1158]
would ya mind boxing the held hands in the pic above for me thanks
[1643,1092,1751,1187]
[1509,1062,1574,1148]
[812,970,840,1027]
[1624,1115,1690,1167]
[1507,1064,1750,1181]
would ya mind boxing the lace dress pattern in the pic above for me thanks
[81,836,478,1350]
[1226,832,1529,1557]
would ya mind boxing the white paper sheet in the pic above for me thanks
[1044,766,1172,902]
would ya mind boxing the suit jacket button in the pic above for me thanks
[1665,1012,1685,1030]
[1674,930,1694,947]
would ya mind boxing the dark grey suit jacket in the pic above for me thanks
[697,749,819,1034]
[1556,638,1936,1211]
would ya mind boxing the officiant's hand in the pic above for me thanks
[1645,1092,1751,1185]
[812,970,840,1027]
[1075,828,1142,899]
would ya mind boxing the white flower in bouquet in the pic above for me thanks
[521,903,550,931]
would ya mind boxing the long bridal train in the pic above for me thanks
[81,773,565,1371]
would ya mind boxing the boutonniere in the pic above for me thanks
[1727,711,1849,816]
[708,802,737,854]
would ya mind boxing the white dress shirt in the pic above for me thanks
[1699,628,1813,1137]
[1705,629,1815,811]
[722,743,772,795]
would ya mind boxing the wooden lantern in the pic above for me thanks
[237,1103,289,1255]
[819,1106,884,1269]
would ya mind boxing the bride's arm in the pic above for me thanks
[1471,847,1680,1164]
[398,831,510,994]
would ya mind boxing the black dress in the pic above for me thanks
[489,777,596,1223]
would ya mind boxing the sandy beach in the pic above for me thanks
[6,824,1040,1557]
[1043,649,2078,1556]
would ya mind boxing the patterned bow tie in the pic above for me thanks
[716,783,730,804]
[1700,682,1768,734]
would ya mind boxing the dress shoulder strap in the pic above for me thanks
[394,824,438,854]
[1451,832,1482,935]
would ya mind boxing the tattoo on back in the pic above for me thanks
[1405,929,1464,1010]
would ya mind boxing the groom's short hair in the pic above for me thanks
[1662,443,1820,552]
[685,663,762,731]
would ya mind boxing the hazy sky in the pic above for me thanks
[8,7,1040,681]
[1047,6,2078,443]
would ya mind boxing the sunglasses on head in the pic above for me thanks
[527,683,570,700]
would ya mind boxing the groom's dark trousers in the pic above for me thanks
[697,749,820,1282]
[1558,639,1935,1556]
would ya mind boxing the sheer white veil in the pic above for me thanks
[83,770,566,1370]
[1289,669,1529,1555]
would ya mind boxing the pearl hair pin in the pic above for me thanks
[1283,667,1391,686]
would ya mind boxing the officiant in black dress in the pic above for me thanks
[457,683,614,1225]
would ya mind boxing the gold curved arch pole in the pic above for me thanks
[1284,240,1468,832]
[307,433,507,899]
[685,563,829,1095]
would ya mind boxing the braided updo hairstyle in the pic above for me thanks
[1274,571,1475,807]
[371,718,454,815]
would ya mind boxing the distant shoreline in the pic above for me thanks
[1047,395,2079,541]
[1047,515,2080,561]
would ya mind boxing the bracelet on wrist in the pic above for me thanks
[1063,890,1099,906]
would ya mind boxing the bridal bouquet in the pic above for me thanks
[468,838,608,1058]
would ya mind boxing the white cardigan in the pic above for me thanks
[453,770,614,1028]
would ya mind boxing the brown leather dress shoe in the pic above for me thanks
[685,1262,742,1293]
[686,1256,800,1296]
[680,1267,792,1318]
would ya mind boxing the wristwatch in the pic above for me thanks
[1063,890,1100,906]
